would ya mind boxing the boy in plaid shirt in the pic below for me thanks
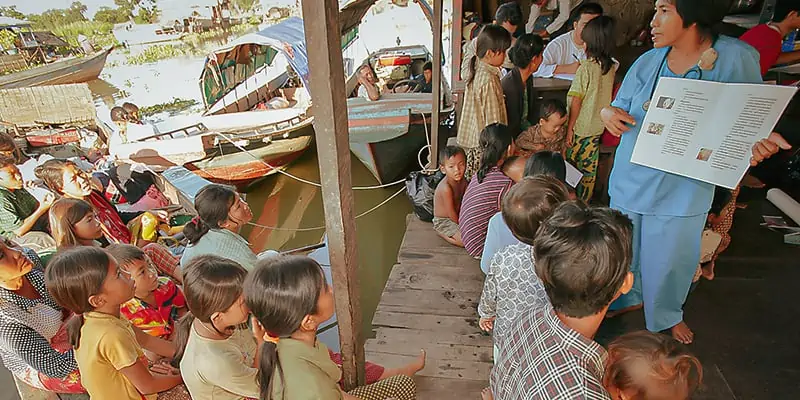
[489,202,634,400]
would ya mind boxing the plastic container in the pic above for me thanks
[782,30,797,53]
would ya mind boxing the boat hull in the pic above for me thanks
[185,123,314,188]
[349,125,427,185]
[0,48,113,89]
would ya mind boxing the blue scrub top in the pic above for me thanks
[609,36,762,217]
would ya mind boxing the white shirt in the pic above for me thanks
[533,31,586,78]
[526,0,583,35]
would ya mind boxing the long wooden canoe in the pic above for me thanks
[0,47,112,89]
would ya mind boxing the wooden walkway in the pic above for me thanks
[365,215,492,399]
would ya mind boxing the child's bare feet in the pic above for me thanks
[380,349,426,379]
[481,387,494,400]
[411,349,426,374]
[605,303,643,319]
[701,261,715,280]
[670,321,694,344]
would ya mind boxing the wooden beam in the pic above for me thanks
[429,0,444,168]
[301,0,365,390]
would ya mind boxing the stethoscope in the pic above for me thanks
[642,40,715,111]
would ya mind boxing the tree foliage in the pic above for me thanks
[0,6,26,20]
[93,6,131,24]
[232,0,259,13]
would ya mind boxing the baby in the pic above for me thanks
[433,146,468,246]
[604,331,703,400]
[515,99,569,157]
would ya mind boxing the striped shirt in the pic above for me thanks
[459,168,513,257]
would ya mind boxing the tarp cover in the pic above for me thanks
[200,17,308,109]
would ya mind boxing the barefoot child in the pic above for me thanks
[433,146,468,246]
[107,244,187,340]
[604,331,703,400]
[245,256,417,400]
[566,15,617,202]
[45,247,186,399]
[457,24,512,178]
[478,176,569,361]
[515,99,569,157]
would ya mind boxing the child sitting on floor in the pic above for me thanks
[459,123,516,258]
[107,244,187,341]
[481,151,567,274]
[604,331,703,400]
[701,186,739,280]
[45,247,187,400]
[433,146,468,247]
[478,176,569,360]
[515,99,568,157]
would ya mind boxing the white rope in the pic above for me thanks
[211,132,406,189]
[246,186,406,232]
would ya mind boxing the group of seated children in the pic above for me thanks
[1,173,429,399]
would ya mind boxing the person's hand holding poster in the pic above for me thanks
[630,77,797,189]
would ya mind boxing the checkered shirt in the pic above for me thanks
[457,59,507,149]
[491,306,610,400]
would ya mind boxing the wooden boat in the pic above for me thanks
[114,18,315,188]
[344,45,455,184]
[0,47,112,89]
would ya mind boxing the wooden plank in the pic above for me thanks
[415,377,489,400]
[384,263,486,292]
[374,327,492,348]
[364,352,491,381]
[428,0,443,168]
[397,249,479,266]
[372,311,484,335]
[376,287,480,317]
[366,338,493,364]
[302,0,364,389]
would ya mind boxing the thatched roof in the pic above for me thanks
[0,83,96,128]
[28,31,71,48]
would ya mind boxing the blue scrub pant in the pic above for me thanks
[609,203,706,332]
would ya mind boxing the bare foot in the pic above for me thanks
[670,321,694,344]
[411,349,426,374]
[701,261,715,280]
[605,303,643,319]
[481,387,494,400]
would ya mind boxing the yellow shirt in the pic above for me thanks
[568,59,617,137]
[271,338,342,400]
[75,312,156,400]
[181,325,260,400]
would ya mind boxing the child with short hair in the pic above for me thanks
[459,123,515,258]
[433,146,468,247]
[491,202,635,399]
[478,176,569,360]
[604,331,703,400]
[123,102,142,124]
[246,256,417,400]
[457,24,512,178]
[45,247,186,400]
[515,99,569,157]
[566,15,617,202]
[107,244,187,340]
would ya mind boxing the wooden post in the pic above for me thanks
[301,0,365,390]
[429,0,444,169]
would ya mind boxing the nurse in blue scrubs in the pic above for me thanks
[600,0,791,344]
